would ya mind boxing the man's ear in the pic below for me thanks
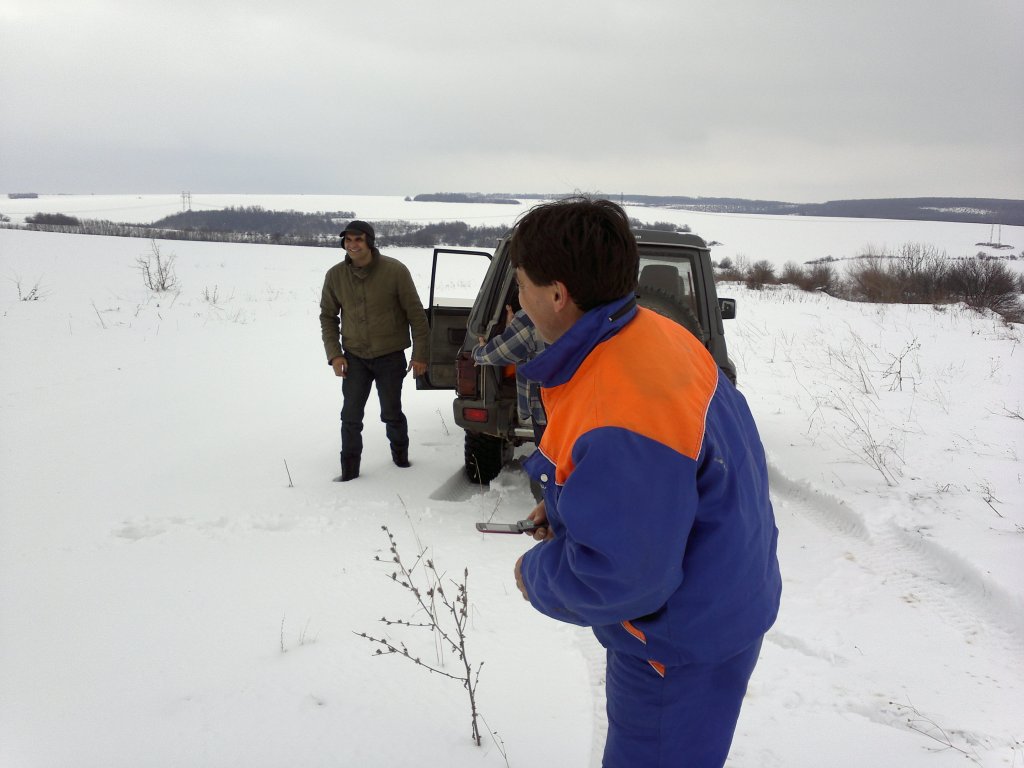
[550,280,572,311]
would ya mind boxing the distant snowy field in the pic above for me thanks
[3,192,1022,271]
[0,197,1022,767]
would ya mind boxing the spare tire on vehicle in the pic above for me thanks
[636,285,706,343]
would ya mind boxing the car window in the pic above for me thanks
[638,254,702,329]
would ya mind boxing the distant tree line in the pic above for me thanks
[791,198,1024,226]
[9,193,1024,228]
[410,193,521,205]
[1,210,762,249]
[6,207,511,248]
[622,195,798,215]
[26,212,82,226]
[618,195,1024,226]
[371,218,693,247]
[10,206,355,247]
[373,220,510,247]
[628,218,691,233]
[406,193,1024,226]
[151,206,356,239]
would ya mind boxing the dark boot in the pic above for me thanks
[391,446,410,468]
[334,453,360,482]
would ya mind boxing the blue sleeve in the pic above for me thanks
[521,427,699,627]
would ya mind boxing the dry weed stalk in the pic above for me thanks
[356,525,484,746]
[889,699,981,764]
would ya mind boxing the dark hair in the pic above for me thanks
[508,196,638,311]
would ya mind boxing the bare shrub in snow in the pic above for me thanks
[717,254,749,282]
[838,243,1022,321]
[357,525,486,747]
[890,243,950,304]
[780,262,839,294]
[846,255,901,303]
[136,240,178,292]
[944,258,1021,320]
[746,260,777,290]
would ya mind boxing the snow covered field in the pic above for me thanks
[0,199,1022,767]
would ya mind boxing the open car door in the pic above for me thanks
[417,247,493,390]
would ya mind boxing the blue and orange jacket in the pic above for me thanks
[519,294,781,669]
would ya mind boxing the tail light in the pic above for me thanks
[462,407,490,423]
[456,354,479,397]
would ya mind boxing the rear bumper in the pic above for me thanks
[453,397,519,440]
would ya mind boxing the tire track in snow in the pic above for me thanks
[767,462,1024,653]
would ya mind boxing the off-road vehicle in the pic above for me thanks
[418,228,737,483]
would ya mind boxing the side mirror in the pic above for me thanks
[718,298,737,320]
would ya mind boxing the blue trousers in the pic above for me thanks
[603,637,763,768]
[340,351,408,457]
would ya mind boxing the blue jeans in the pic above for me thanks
[603,637,764,768]
[340,351,408,457]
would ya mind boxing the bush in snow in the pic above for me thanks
[136,240,178,293]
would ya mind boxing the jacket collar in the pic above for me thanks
[344,249,381,272]
[521,294,637,388]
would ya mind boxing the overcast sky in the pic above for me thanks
[1,0,1021,203]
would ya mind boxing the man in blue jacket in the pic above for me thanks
[510,197,781,768]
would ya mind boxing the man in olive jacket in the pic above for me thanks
[320,220,429,481]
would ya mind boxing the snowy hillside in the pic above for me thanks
[0,207,1021,766]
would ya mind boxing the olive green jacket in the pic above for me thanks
[319,251,429,364]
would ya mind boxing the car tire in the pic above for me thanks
[464,430,512,484]
[636,285,706,342]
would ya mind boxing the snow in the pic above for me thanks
[1,199,1022,767]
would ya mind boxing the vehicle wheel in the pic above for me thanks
[637,286,705,342]
[464,430,512,484]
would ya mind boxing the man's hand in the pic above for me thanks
[330,357,347,378]
[526,500,553,541]
[514,555,529,601]
[408,360,428,377]
[515,500,553,601]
